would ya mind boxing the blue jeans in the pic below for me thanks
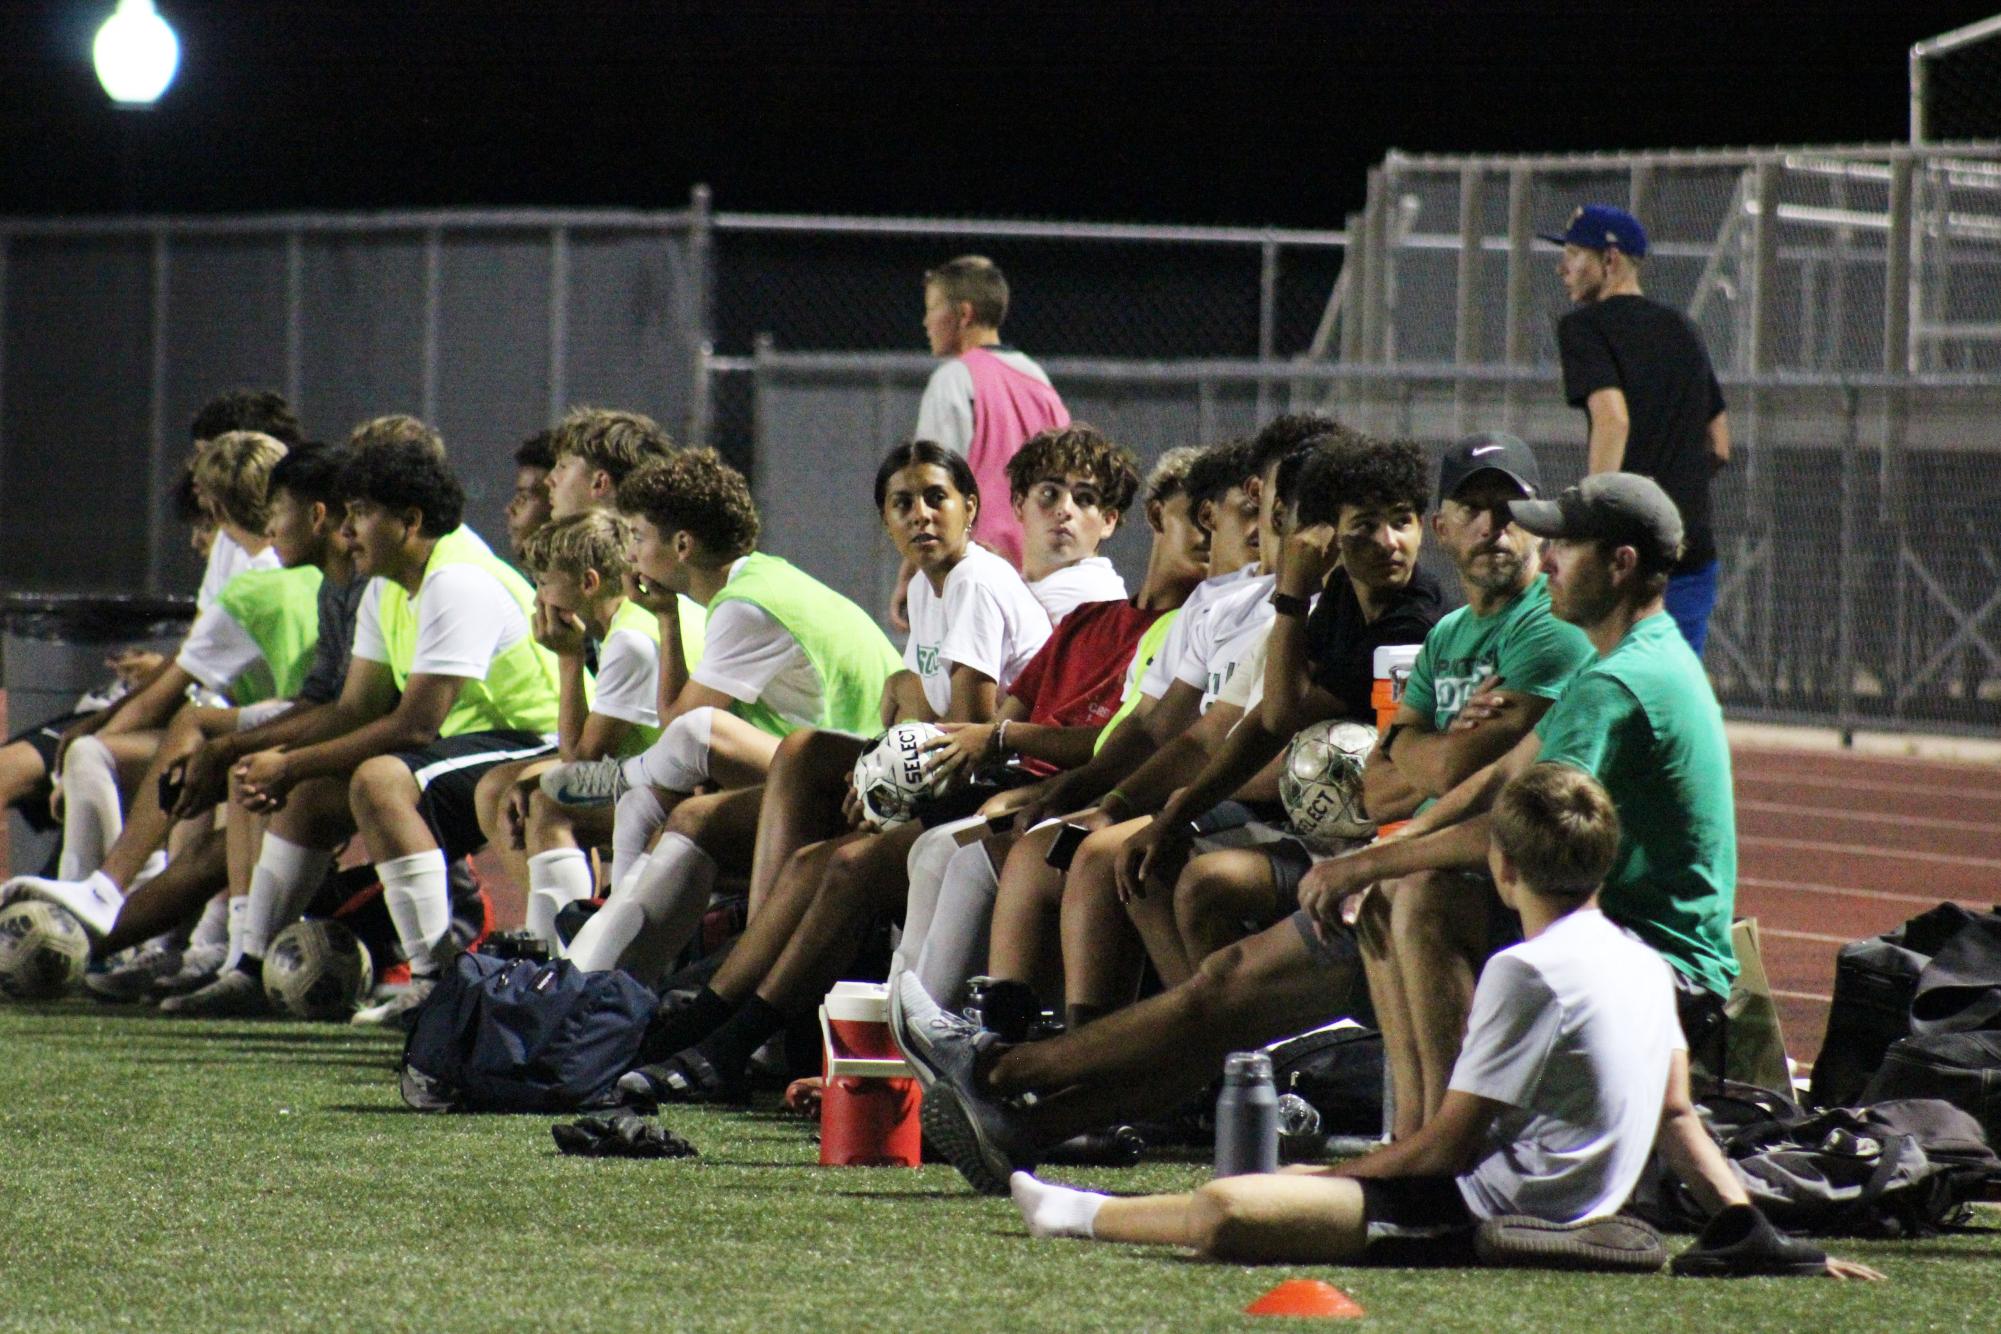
[1665,559,1720,658]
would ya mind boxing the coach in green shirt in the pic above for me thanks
[1300,471,1737,1083]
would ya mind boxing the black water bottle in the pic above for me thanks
[1214,1050,1280,1177]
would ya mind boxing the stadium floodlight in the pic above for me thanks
[93,0,180,108]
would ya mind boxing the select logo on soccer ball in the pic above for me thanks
[853,721,947,831]
[1280,719,1379,847]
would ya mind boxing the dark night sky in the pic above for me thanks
[4,1,2000,227]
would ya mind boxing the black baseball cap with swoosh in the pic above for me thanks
[1436,432,1542,507]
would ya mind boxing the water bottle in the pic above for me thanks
[1214,1051,1279,1177]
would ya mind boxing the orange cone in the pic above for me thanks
[1245,1278,1365,1319]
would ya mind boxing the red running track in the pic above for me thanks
[1734,745,2001,1070]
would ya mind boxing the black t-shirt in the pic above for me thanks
[297,574,370,706]
[1305,566,1448,717]
[1556,294,1726,571]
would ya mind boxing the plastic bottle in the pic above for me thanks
[1214,1050,1280,1176]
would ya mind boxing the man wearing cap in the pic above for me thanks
[1297,471,1737,1113]
[1546,204,1730,656]
[1353,433,1598,1137]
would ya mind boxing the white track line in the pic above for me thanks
[1736,875,1983,910]
[1742,834,2001,870]
[1736,747,2001,775]
[1771,987,1834,1004]
[1736,800,2001,836]
[1735,771,2001,801]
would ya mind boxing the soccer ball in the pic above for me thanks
[1280,719,1379,848]
[262,919,374,1020]
[0,900,90,1000]
[852,721,947,830]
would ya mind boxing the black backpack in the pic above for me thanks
[1633,1081,2001,1239]
[1864,1031,2001,1146]
[1264,1021,1385,1136]
[1810,903,1983,1108]
[399,952,659,1113]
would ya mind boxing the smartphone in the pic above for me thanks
[1045,822,1089,871]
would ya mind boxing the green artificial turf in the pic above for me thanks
[0,1003,1994,1332]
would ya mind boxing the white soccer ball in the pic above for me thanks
[852,721,948,831]
[1280,719,1379,847]
[262,918,374,1020]
[0,900,90,1001]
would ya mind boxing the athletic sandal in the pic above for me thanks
[1475,1214,1668,1273]
[1670,1204,1828,1277]
[615,1050,743,1107]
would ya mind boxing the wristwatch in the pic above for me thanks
[1269,590,1311,618]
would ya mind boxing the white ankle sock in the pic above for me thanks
[526,849,595,955]
[223,895,249,971]
[130,849,169,891]
[191,893,229,949]
[377,849,450,977]
[1010,1172,1107,1239]
[609,785,667,892]
[241,834,333,961]
[58,737,124,880]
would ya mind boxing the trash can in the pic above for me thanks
[1,593,195,876]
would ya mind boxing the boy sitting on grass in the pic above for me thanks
[980,764,1881,1279]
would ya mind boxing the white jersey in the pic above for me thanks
[175,604,264,697]
[904,545,1052,717]
[1449,907,1684,1223]
[591,627,661,730]
[196,532,279,610]
[915,350,1056,456]
[689,558,825,731]
[1138,563,1260,701]
[1027,556,1127,626]
[352,565,533,680]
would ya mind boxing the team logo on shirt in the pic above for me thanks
[1434,658,1498,720]
[915,645,941,676]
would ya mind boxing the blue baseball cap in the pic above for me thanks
[1539,204,1648,259]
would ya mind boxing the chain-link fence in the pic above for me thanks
[4,143,1999,736]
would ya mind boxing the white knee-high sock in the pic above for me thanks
[241,833,334,962]
[190,892,229,948]
[526,849,595,955]
[915,837,1003,1010]
[898,817,983,973]
[626,707,714,793]
[609,784,668,892]
[566,832,716,975]
[58,737,124,880]
[223,895,250,971]
[377,849,451,977]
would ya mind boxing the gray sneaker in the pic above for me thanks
[538,757,629,807]
[159,968,272,1018]
[1476,1214,1669,1273]
[85,944,184,1003]
[894,972,1033,1195]
[351,977,436,1028]
[153,943,227,998]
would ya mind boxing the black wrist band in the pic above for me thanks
[1269,591,1311,618]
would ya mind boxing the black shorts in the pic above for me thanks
[1672,965,1729,1085]
[1358,1176,1478,1266]
[3,709,91,832]
[390,730,553,860]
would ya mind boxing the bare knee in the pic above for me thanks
[664,792,713,842]
[1171,862,1239,936]
[1185,1183,1255,1259]
[524,789,573,849]
[1181,940,1251,1027]
[348,755,417,823]
[1354,880,1397,957]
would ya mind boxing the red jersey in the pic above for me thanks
[1005,598,1165,774]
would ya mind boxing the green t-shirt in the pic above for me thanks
[1533,612,1739,997]
[1400,574,1595,814]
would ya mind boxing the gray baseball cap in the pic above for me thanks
[1436,432,1542,507]
[1508,473,1684,568]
